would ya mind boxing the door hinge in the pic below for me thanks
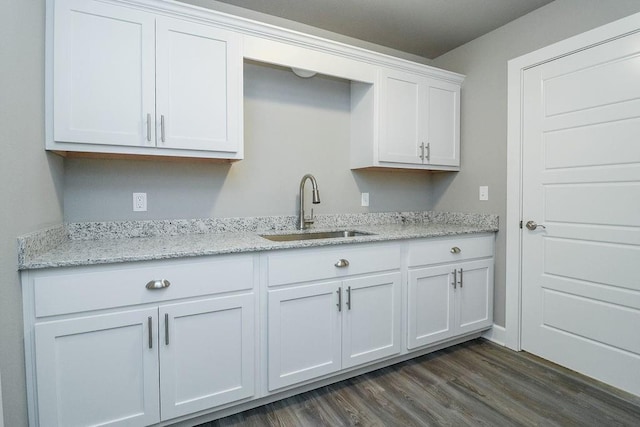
[519,220,523,229]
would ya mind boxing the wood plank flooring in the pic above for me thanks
[199,339,640,426]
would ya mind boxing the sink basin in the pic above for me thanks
[260,230,374,242]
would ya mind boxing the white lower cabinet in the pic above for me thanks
[267,280,343,390]
[266,245,402,391]
[25,255,256,426]
[342,273,402,369]
[407,236,494,350]
[24,236,494,425]
[159,294,255,420]
[35,308,161,426]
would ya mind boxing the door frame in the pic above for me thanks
[504,12,640,351]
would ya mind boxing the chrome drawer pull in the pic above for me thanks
[335,259,350,268]
[146,113,152,142]
[148,317,153,349]
[165,313,169,346]
[450,247,461,254]
[146,279,171,290]
[160,115,166,143]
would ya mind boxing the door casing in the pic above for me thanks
[505,11,640,351]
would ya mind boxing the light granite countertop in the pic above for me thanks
[18,212,498,270]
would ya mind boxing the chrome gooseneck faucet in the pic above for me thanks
[299,174,321,229]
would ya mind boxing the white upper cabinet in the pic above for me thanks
[155,18,241,153]
[376,68,461,170]
[48,0,463,166]
[49,0,242,159]
[52,0,156,148]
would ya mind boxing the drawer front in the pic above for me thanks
[33,254,255,317]
[267,243,401,287]
[408,234,494,267]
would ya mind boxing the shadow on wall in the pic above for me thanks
[429,171,457,207]
[352,169,434,212]
[63,157,232,222]
[47,152,65,217]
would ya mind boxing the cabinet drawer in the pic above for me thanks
[33,254,254,317]
[267,243,401,286]
[408,234,494,267]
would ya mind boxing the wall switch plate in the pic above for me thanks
[361,192,370,207]
[479,186,489,201]
[133,193,147,211]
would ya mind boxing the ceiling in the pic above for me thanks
[210,0,555,59]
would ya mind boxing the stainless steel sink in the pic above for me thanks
[260,230,374,242]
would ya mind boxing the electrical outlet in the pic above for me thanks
[361,192,370,207]
[133,193,147,212]
[479,186,489,201]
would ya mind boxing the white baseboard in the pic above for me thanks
[482,324,506,346]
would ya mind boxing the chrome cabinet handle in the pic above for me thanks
[164,313,169,346]
[148,317,153,349]
[419,142,425,161]
[337,287,342,312]
[160,115,166,143]
[346,286,352,310]
[146,113,152,142]
[526,220,546,230]
[450,246,461,254]
[459,268,463,288]
[451,269,457,290]
[425,142,430,162]
[335,259,350,268]
[146,279,171,290]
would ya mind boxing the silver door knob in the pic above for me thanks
[525,221,546,231]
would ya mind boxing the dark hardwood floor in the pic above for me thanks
[198,339,640,426]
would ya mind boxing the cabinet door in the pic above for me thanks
[34,308,160,426]
[53,0,156,147]
[342,272,402,369]
[378,69,425,164]
[268,281,342,390]
[159,293,255,420]
[455,259,494,335]
[156,18,241,153]
[407,265,456,349]
[425,79,460,167]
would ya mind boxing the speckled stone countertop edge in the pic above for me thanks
[18,212,499,270]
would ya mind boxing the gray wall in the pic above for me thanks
[430,0,640,327]
[5,0,640,425]
[65,62,434,221]
[0,2,65,425]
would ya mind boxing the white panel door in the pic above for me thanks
[53,0,155,146]
[268,281,342,390]
[34,308,160,426]
[342,272,401,369]
[159,293,254,420]
[522,31,640,396]
[378,69,424,164]
[155,18,241,152]
[425,79,460,167]
[407,265,455,349]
